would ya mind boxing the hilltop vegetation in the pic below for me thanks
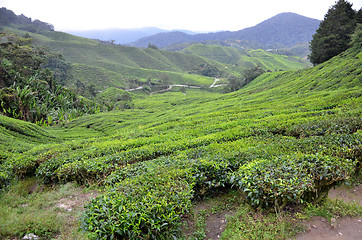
[0,7,54,32]
[309,0,361,65]
[0,44,360,239]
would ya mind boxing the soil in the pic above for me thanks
[205,210,233,240]
[328,184,362,206]
[54,189,99,239]
[296,184,362,240]
[57,191,98,212]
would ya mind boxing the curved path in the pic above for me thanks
[125,77,225,92]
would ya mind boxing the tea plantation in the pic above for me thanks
[0,48,361,239]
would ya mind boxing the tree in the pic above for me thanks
[148,43,158,50]
[309,0,357,65]
[86,84,97,97]
[350,23,362,50]
[223,66,265,93]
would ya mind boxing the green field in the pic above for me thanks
[181,43,311,71]
[0,46,361,239]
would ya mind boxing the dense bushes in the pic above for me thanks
[229,154,356,209]
[81,158,194,239]
[0,32,102,125]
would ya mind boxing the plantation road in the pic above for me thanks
[126,77,224,92]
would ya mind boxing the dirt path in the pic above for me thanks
[205,210,232,239]
[296,184,362,240]
[296,217,362,240]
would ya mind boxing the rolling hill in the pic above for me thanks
[181,43,310,71]
[3,25,310,92]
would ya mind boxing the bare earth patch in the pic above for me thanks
[205,210,232,240]
[296,184,362,240]
[57,191,98,212]
[54,189,99,239]
[328,184,362,206]
[296,217,362,240]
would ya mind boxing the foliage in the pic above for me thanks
[309,0,358,65]
[0,32,102,124]
[189,63,222,77]
[0,7,54,32]
[182,44,310,72]
[81,157,194,239]
[224,66,265,92]
[350,23,362,50]
[229,154,356,209]
[98,87,134,110]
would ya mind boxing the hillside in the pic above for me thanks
[129,12,320,49]
[3,25,310,93]
[1,8,315,95]
[0,46,360,239]
[181,43,310,71]
[3,27,223,88]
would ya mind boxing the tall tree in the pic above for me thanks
[309,0,357,65]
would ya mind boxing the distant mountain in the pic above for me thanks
[67,28,197,44]
[129,12,321,49]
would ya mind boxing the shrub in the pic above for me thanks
[81,158,194,239]
[229,154,356,209]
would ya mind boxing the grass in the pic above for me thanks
[221,205,301,240]
[0,179,97,240]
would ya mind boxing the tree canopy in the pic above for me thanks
[309,0,358,65]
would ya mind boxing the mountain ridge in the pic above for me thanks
[129,12,321,49]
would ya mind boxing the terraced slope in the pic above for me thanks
[181,44,310,71]
[0,48,360,239]
[4,27,311,92]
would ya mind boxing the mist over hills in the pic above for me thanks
[67,27,198,44]
[129,12,321,49]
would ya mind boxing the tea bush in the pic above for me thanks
[229,154,356,209]
[81,157,194,239]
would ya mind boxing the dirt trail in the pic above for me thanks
[296,184,362,240]
[205,210,232,239]
[296,217,362,240]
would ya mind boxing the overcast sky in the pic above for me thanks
[1,0,361,32]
